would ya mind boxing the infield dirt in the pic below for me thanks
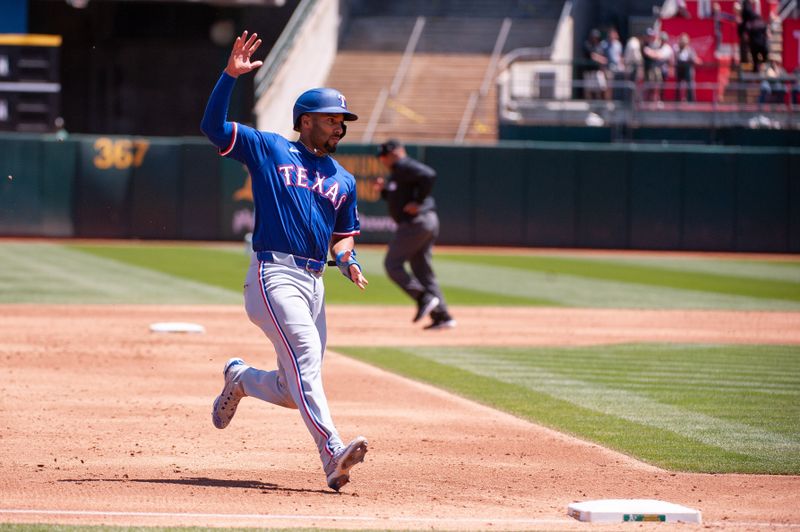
[1,304,799,530]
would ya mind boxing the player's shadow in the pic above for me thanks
[59,476,333,494]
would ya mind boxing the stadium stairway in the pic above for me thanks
[326,51,403,142]
[327,50,495,143]
[387,53,491,143]
[327,0,565,144]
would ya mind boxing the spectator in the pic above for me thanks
[742,0,769,72]
[674,33,702,102]
[659,31,675,101]
[660,0,692,18]
[583,29,608,100]
[713,2,738,55]
[642,28,666,102]
[624,32,644,101]
[698,0,713,18]
[602,28,625,100]
[624,33,644,81]
[758,58,788,104]
[735,1,751,66]
[660,31,675,75]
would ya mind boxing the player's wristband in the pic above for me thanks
[334,249,362,282]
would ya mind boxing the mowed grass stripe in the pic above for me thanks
[337,345,777,473]
[439,254,800,302]
[338,248,559,306]
[0,243,240,304]
[459,344,800,434]
[61,243,800,309]
[336,343,800,473]
[579,255,800,283]
[433,257,800,310]
[2,242,794,309]
[71,244,250,293]
[423,349,800,461]
[71,244,557,307]
[499,344,800,381]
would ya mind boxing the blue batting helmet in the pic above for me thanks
[292,88,358,132]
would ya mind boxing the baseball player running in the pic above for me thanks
[201,30,368,491]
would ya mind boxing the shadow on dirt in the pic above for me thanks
[59,476,333,494]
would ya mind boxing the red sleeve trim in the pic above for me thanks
[219,122,237,156]
[332,230,361,237]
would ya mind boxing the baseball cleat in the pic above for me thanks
[212,357,247,429]
[413,294,440,323]
[424,317,457,331]
[325,436,368,491]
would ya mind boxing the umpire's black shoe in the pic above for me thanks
[424,316,457,331]
[413,294,440,323]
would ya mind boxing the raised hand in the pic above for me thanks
[225,30,264,78]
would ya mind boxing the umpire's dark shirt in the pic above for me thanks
[381,156,437,224]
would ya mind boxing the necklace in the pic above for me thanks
[299,139,323,156]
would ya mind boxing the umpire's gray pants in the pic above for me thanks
[384,210,449,317]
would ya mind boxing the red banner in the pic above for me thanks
[659,18,735,63]
[784,19,800,75]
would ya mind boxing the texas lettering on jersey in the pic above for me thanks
[219,124,360,260]
[276,164,348,210]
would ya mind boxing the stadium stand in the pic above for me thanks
[19,0,798,144]
[326,0,567,143]
[497,0,800,144]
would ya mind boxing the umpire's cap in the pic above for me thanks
[293,88,358,132]
[376,139,402,157]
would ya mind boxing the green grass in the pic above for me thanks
[56,243,800,309]
[335,343,800,474]
[71,244,251,293]
[68,244,555,306]
[439,254,800,302]
[0,241,795,308]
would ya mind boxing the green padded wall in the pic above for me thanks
[473,147,526,246]
[422,145,475,245]
[129,139,182,239]
[0,136,75,236]
[628,147,683,249]
[180,142,223,240]
[1,134,796,253]
[575,148,629,248]
[735,151,790,252]
[524,147,578,247]
[681,150,737,250]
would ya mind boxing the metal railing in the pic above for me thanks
[361,16,426,142]
[455,17,512,143]
[499,63,800,131]
[779,0,798,20]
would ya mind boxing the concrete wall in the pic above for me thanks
[254,0,341,139]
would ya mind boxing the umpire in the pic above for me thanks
[376,139,455,330]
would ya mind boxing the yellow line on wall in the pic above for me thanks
[0,34,62,46]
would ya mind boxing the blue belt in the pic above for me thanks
[256,251,326,274]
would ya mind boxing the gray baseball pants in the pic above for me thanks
[241,252,343,471]
[384,210,449,317]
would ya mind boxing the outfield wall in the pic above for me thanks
[1,133,797,252]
